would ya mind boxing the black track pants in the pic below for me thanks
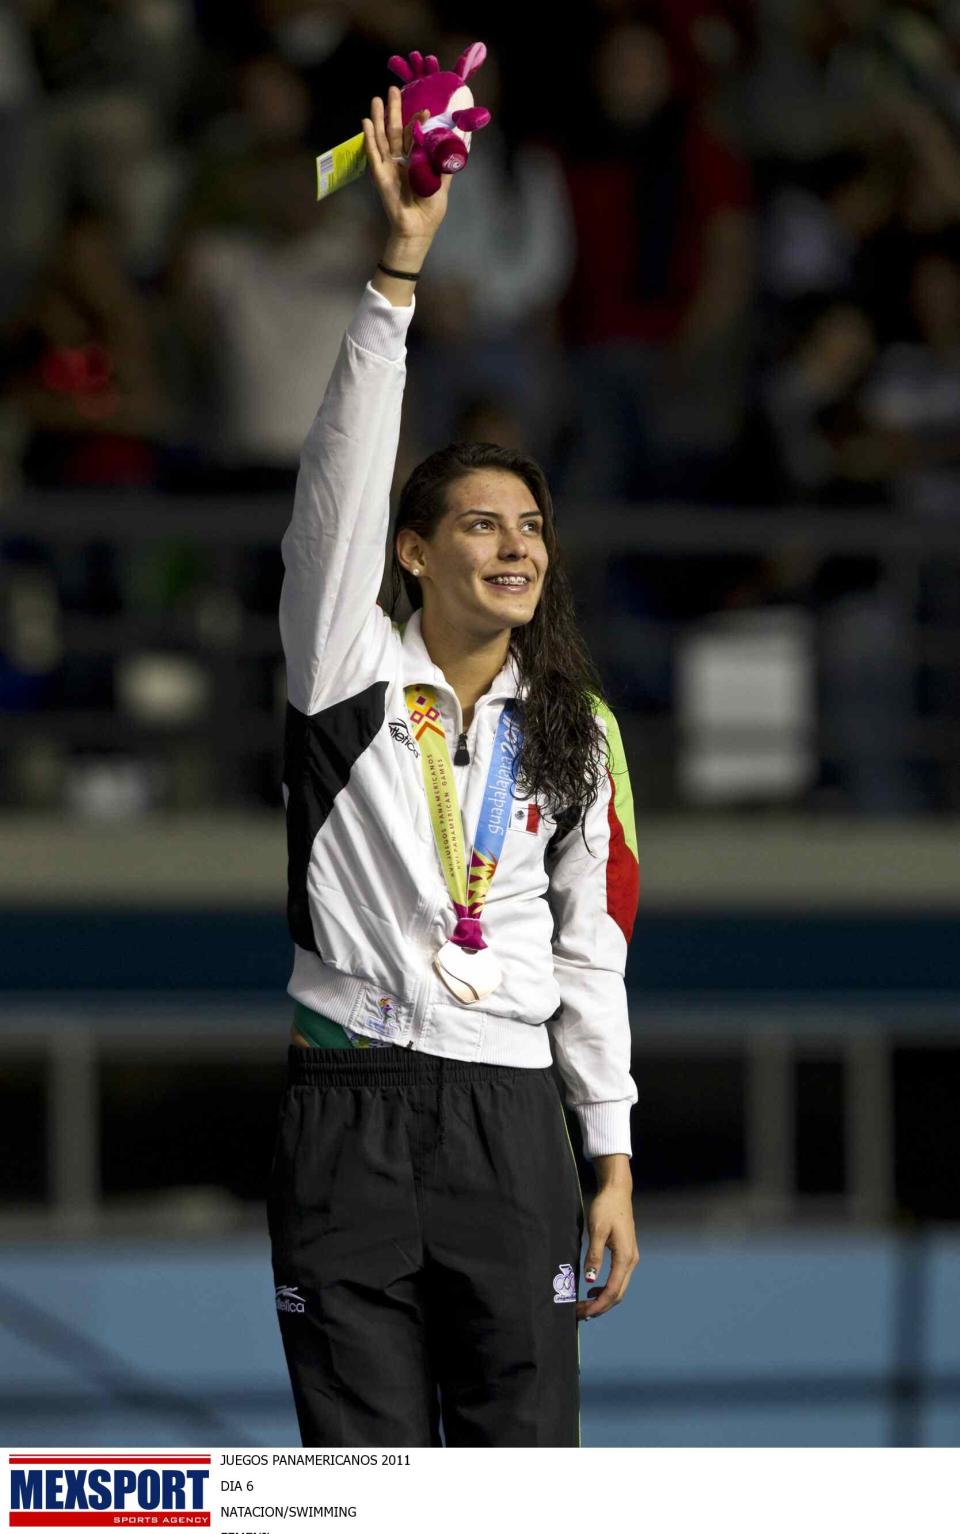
[267,1044,585,1447]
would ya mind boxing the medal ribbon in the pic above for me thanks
[404,684,521,952]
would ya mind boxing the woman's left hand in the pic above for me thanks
[577,1170,639,1322]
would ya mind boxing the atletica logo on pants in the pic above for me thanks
[276,1284,305,1314]
[552,1263,576,1303]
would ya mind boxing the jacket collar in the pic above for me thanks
[397,605,527,704]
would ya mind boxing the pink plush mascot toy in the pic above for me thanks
[387,41,492,197]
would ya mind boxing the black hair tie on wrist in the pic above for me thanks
[377,261,421,282]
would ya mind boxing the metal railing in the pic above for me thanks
[3,493,960,810]
[1,991,957,1236]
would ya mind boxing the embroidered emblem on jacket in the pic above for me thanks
[511,803,541,833]
[363,994,400,1040]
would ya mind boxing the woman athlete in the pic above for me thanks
[268,85,641,1448]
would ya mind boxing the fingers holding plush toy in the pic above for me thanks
[362,86,452,240]
[319,39,489,217]
[387,41,491,199]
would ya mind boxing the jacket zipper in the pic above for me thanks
[454,731,470,764]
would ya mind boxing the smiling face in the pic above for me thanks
[397,469,549,638]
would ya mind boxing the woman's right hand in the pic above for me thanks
[361,85,452,245]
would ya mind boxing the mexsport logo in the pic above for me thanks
[8,1456,211,1526]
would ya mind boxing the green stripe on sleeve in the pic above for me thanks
[589,695,638,863]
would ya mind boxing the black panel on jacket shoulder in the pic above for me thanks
[283,681,388,954]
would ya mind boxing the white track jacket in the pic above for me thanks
[279,279,640,1158]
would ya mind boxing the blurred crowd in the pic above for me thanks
[3,0,960,814]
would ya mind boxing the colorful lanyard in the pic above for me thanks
[404,683,521,956]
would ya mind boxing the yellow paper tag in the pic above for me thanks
[315,130,368,200]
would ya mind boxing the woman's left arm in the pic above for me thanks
[544,701,642,1322]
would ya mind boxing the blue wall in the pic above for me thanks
[1,910,959,991]
[0,1233,957,1447]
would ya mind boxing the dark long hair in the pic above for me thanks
[387,440,609,838]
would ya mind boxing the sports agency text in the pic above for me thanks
[9,1458,210,1526]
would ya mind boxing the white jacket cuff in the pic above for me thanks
[346,279,416,360]
[575,1100,634,1161]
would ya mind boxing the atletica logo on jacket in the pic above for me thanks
[388,717,420,757]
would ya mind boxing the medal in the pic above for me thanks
[405,684,522,1005]
[433,938,503,1004]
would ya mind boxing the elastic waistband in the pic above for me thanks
[286,1043,554,1088]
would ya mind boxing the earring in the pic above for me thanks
[412,566,420,575]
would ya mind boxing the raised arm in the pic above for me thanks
[279,87,451,716]
[365,88,452,307]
